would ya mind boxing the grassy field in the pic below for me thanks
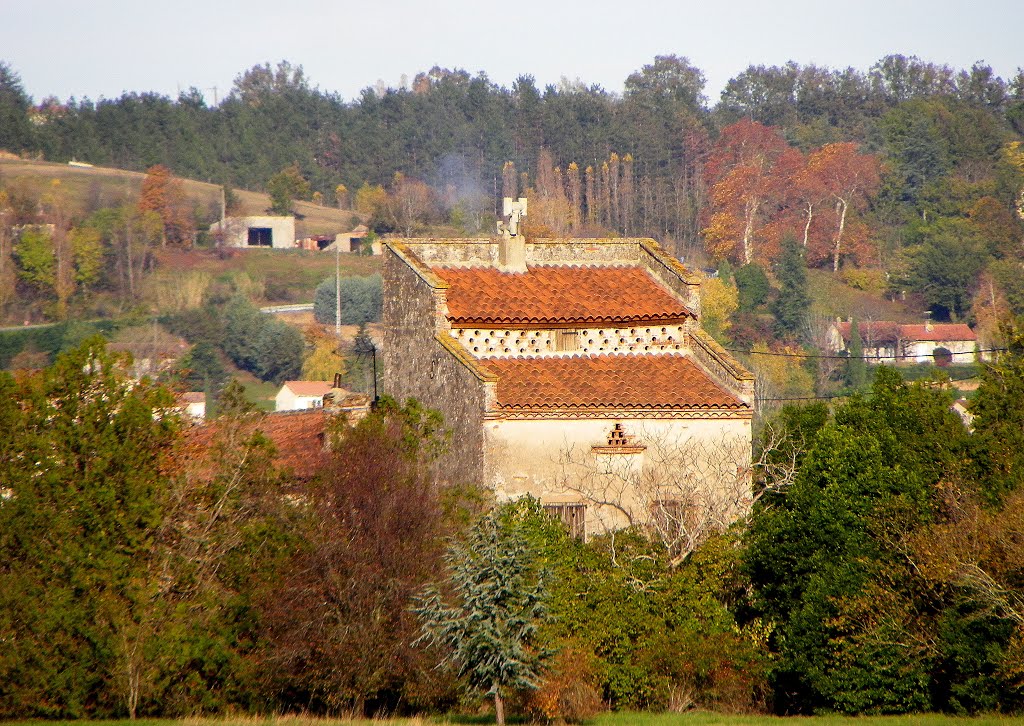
[152,247,380,305]
[5,713,1023,726]
[0,157,357,237]
[807,269,919,323]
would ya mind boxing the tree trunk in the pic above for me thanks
[742,197,758,265]
[832,197,848,273]
[802,202,813,247]
[494,687,505,726]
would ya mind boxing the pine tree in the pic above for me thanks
[771,236,811,338]
[847,318,867,390]
[414,508,547,726]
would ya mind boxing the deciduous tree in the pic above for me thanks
[806,143,881,271]
[267,163,311,215]
[386,173,433,236]
[138,164,193,247]
[265,399,453,714]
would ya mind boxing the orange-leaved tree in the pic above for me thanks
[805,143,880,271]
[138,165,193,247]
[703,120,793,265]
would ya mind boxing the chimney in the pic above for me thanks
[496,197,528,273]
[925,312,933,332]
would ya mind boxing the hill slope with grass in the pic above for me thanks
[0,157,357,237]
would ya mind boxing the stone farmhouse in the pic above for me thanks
[830,320,980,364]
[382,224,755,538]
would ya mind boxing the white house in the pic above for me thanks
[275,381,333,412]
[830,320,979,364]
[209,216,296,249]
[176,391,206,421]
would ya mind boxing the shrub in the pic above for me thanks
[528,645,605,724]
[840,266,888,294]
[314,274,382,326]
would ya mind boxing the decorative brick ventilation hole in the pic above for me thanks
[457,325,686,357]
[592,422,647,454]
[607,422,628,446]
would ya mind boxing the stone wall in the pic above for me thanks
[381,244,490,487]
[687,328,755,405]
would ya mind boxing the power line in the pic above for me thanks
[728,346,1007,361]
[758,373,982,403]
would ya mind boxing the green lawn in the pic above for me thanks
[7,713,1024,726]
[591,712,1024,724]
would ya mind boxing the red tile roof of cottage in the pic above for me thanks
[433,265,693,326]
[482,354,747,411]
[282,381,334,397]
[836,321,976,344]
[835,321,902,344]
[181,409,329,480]
[900,323,976,342]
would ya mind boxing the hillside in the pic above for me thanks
[0,157,357,237]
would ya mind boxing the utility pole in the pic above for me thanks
[335,239,342,338]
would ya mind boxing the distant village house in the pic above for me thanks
[830,320,980,364]
[275,380,333,412]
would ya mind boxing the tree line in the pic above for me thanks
[3,55,1022,326]
[0,58,1020,225]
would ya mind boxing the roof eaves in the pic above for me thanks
[448,313,693,327]
[435,332,499,383]
[639,238,702,286]
[386,241,450,290]
[689,328,755,382]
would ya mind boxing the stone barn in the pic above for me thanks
[382,230,755,539]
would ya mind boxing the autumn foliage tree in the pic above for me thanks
[703,122,882,271]
[703,120,794,264]
[385,173,434,236]
[805,143,881,271]
[138,164,193,247]
[261,399,455,714]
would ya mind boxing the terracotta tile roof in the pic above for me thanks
[282,381,334,397]
[433,265,693,326]
[836,321,902,344]
[181,410,329,479]
[900,323,976,342]
[836,321,976,344]
[178,391,206,404]
[482,354,747,411]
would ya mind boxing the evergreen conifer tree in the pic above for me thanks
[847,319,867,389]
[771,236,811,339]
[414,508,547,726]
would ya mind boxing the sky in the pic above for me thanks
[2,0,1022,105]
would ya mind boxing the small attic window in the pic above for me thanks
[555,329,580,352]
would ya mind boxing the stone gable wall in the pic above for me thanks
[382,245,488,487]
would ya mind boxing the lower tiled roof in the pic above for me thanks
[181,409,328,479]
[482,353,747,411]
